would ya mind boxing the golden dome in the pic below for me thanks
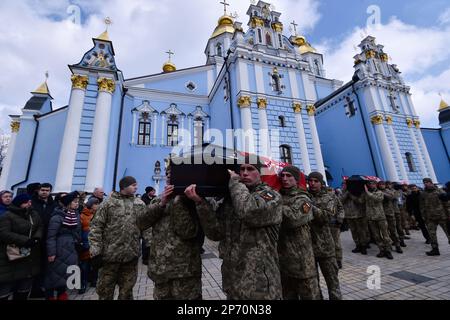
[95,30,110,41]
[32,81,51,95]
[439,98,449,111]
[210,15,235,39]
[162,61,176,73]
[290,35,317,54]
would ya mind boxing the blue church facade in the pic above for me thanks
[0,1,448,194]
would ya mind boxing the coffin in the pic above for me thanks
[345,175,381,196]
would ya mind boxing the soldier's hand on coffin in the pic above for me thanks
[227,169,239,179]
[161,184,175,207]
[184,184,203,204]
[364,184,369,193]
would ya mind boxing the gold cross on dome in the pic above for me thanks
[220,0,230,15]
[45,71,49,82]
[166,50,174,61]
[290,20,298,36]
[104,17,113,30]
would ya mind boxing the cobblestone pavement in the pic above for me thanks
[70,227,450,300]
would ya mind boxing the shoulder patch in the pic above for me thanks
[259,190,276,201]
[302,202,311,214]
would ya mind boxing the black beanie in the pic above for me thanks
[119,176,137,190]
[308,172,325,185]
[60,191,80,207]
[280,165,301,182]
[12,194,32,207]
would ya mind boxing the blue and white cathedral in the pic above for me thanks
[0,1,448,194]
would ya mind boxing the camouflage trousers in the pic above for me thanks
[395,211,405,240]
[368,219,391,252]
[154,276,202,300]
[330,226,343,263]
[281,274,321,300]
[386,215,400,247]
[97,258,138,300]
[426,219,450,249]
[347,217,369,248]
[399,207,410,230]
[315,257,342,300]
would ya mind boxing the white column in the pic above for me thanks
[372,115,399,181]
[0,120,20,190]
[307,105,326,178]
[161,114,166,146]
[131,111,137,144]
[257,99,270,157]
[54,74,88,192]
[84,77,115,192]
[204,118,210,143]
[293,105,311,174]
[238,96,255,153]
[415,124,438,182]
[408,125,428,178]
[386,119,408,182]
[152,113,158,146]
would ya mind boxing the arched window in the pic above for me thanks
[216,43,223,57]
[194,117,204,146]
[346,97,356,117]
[278,115,286,127]
[266,32,272,46]
[138,112,151,146]
[167,114,179,147]
[314,59,321,76]
[280,145,292,164]
[258,29,263,43]
[405,152,416,172]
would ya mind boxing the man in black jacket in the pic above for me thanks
[30,183,57,298]
[406,184,431,243]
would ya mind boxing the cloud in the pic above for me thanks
[317,17,450,128]
[439,7,450,25]
[0,0,320,133]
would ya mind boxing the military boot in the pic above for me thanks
[376,251,385,258]
[360,247,367,255]
[385,251,394,260]
[400,239,407,247]
[337,261,343,269]
[426,248,440,256]
[395,246,403,254]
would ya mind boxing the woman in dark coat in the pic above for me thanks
[44,191,81,300]
[0,194,42,300]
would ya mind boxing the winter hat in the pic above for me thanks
[145,186,155,194]
[308,172,325,185]
[280,166,301,182]
[86,197,99,209]
[26,183,41,196]
[423,178,433,184]
[60,191,80,207]
[12,194,32,207]
[119,176,137,190]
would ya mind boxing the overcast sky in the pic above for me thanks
[0,0,449,135]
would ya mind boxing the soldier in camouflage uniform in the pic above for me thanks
[277,166,321,300]
[187,161,283,300]
[89,176,147,300]
[329,191,344,269]
[340,182,369,255]
[420,178,450,256]
[361,181,393,259]
[377,181,403,254]
[307,172,342,300]
[388,182,408,246]
[139,167,203,300]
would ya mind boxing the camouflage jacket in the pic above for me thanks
[420,187,447,221]
[340,191,365,219]
[278,187,316,280]
[362,189,386,221]
[381,189,396,217]
[196,177,283,300]
[308,189,337,259]
[89,192,148,263]
[139,196,202,283]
